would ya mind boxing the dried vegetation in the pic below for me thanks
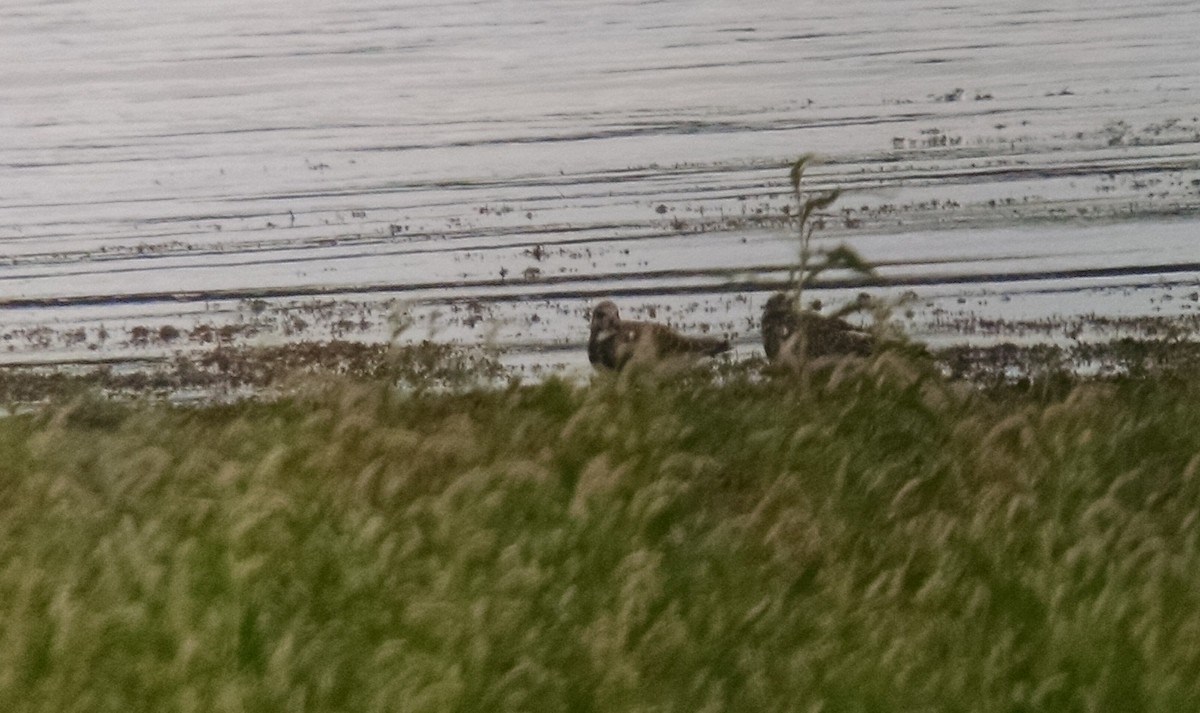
[2,349,1200,711]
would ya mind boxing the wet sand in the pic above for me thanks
[3,0,1199,381]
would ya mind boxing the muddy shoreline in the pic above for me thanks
[5,1,1200,387]
[6,335,1200,406]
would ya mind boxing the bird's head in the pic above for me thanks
[763,292,795,318]
[590,300,621,339]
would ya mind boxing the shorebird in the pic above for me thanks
[761,292,873,361]
[588,300,730,371]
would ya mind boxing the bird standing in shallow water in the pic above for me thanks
[761,292,873,361]
[588,300,730,371]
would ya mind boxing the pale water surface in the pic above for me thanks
[3,0,1200,374]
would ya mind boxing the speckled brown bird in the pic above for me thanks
[761,292,872,361]
[588,300,730,371]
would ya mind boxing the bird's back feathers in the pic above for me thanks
[762,293,873,361]
[589,301,730,371]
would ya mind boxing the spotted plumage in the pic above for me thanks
[761,292,873,361]
[588,300,730,371]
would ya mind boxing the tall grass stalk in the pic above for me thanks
[785,156,879,317]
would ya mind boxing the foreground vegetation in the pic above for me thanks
[3,352,1200,712]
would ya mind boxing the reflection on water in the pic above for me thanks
[2,0,1200,370]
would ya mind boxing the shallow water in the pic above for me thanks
[3,0,1200,373]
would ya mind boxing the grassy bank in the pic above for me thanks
[2,354,1200,711]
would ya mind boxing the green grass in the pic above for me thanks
[3,355,1200,712]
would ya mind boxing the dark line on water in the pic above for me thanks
[5,261,1200,311]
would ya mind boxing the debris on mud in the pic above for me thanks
[5,335,1200,406]
[0,340,507,404]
